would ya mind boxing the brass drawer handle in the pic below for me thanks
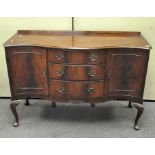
[56,70,64,77]
[107,73,111,79]
[42,71,46,77]
[55,54,64,60]
[57,87,65,93]
[88,70,96,77]
[89,54,98,61]
[87,88,96,93]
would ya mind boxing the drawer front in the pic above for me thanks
[48,64,105,81]
[49,80,105,98]
[48,49,106,64]
[48,50,65,63]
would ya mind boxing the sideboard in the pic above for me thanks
[4,30,151,130]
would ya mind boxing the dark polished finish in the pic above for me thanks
[4,30,151,129]
[133,102,144,130]
[52,101,56,108]
[128,101,132,108]
[5,46,48,97]
[25,98,30,106]
[10,100,20,127]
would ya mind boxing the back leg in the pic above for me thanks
[52,101,56,108]
[128,101,132,108]
[25,98,30,106]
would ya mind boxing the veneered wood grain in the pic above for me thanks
[4,31,151,129]
[6,47,48,96]
[48,64,105,81]
[49,80,105,98]
[3,30,151,49]
[17,30,141,36]
[4,32,150,104]
[106,49,148,97]
[48,49,106,64]
[48,50,65,63]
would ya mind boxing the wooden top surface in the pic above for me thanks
[3,30,151,49]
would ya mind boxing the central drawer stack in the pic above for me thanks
[47,49,106,99]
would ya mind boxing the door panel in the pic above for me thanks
[107,50,147,97]
[7,47,48,96]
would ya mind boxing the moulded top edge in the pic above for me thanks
[3,30,151,50]
[17,30,141,36]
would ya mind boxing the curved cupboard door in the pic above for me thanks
[6,47,48,97]
[106,49,149,97]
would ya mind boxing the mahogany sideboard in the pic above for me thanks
[4,30,151,130]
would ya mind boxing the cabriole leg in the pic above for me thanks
[52,101,56,108]
[25,98,30,106]
[128,101,132,108]
[10,100,21,127]
[133,102,144,130]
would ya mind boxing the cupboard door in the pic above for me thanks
[6,47,48,96]
[106,50,148,97]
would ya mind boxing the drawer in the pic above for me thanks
[48,49,106,64]
[49,80,105,98]
[48,64,106,81]
[48,50,65,63]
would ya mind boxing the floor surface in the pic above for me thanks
[0,99,155,138]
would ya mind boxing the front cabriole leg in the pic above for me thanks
[132,102,144,130]
[10,100,21,127]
